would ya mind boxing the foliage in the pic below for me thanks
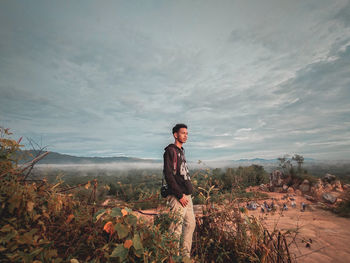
[192,165,269,205]
[0,128,179,262]
[192,203,294,262]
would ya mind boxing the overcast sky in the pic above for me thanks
[1,0,350,161]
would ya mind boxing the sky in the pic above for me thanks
[1,0,350,161]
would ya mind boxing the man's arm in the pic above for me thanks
[163,148,184,200]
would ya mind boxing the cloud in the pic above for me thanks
[0,0,350,161]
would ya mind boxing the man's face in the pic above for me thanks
[174,128,188,144]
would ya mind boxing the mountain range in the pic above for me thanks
[19,151,314,165]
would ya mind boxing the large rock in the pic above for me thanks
[259,184,269,192]
[324,183,333,192]
[287,187,295,194]
[270,170,284,187]
[311,186,324,200]
[323,173,336,183]
[304,195,316,202]
[274,187,283,193]
[299,179,310,193]
[322,192,337,204]
[334,180,343,192]
[314,178,323,189]
[295,189,302,196]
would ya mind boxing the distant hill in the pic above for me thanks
[19,150,161,164]
[18,150,315,166]
[234,157,314,163]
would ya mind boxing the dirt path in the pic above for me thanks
[246,191,350,263]
[137,191,350,262]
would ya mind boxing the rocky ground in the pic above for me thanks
[136,189,350,262]
[245,188,350,263]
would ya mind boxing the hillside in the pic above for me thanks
[19,150,161,164]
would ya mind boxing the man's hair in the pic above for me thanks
[172,123,187,134]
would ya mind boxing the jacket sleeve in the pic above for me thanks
[163,148,183,199]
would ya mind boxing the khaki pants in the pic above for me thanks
[167,194,196,258]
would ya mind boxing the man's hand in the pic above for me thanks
[179,195,189,207]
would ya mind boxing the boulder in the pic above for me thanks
[295,189,302,196]
[324,183,333,192]
[270,170,284,187]
[322,192,337,204]
[299,180,310,193]
[323,173,336,184]
[287,187,295,194]
[274,187,283,193]
[259,184,269,192]
[311,186,324,200]
[314,178,323,189]
[334,180,343,192]
[304,195,316,202]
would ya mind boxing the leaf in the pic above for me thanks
[115,223,129,239]
[94,209,106,222]
[110,207,122,217]
[110,244,128,260]
[103,221,115,235]
[66,214,75,224]
[0,224,13,232]
[124,239,133,249]
[121,208,128,216]
[182,256,192,263]
[132,233,143,251]
[125,214,137,226]
[124,207,132,213]
[27,201,34,212]
[30,248,43,257]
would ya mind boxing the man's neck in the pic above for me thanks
[174,141,183,149]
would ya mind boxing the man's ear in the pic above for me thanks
[173,132,178,139]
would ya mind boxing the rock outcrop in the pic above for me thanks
[322,192,337,204]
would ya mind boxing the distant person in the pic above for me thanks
[163,123,195,260]
[301,202,306,212]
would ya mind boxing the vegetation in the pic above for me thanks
[1,128,181,262]
[7,127,346,261]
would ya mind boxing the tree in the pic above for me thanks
[292,154,304,173]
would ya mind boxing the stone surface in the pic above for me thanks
[323,173,336,183]
[287,187,295,194]
[314,178,323,189]
[299,180,310,193]
[305,195,316,202]
[270,170,284,187]
[295,189,302,196]
[259,184,269,192]
[322,192,337,204]
[334,180,343,192]
[324,183,333,192]
[274,187,283,193]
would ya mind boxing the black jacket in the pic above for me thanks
[163,144,193,199]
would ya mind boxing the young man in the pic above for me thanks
[163,123,195,259]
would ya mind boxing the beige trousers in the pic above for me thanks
[168,194,196,258]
